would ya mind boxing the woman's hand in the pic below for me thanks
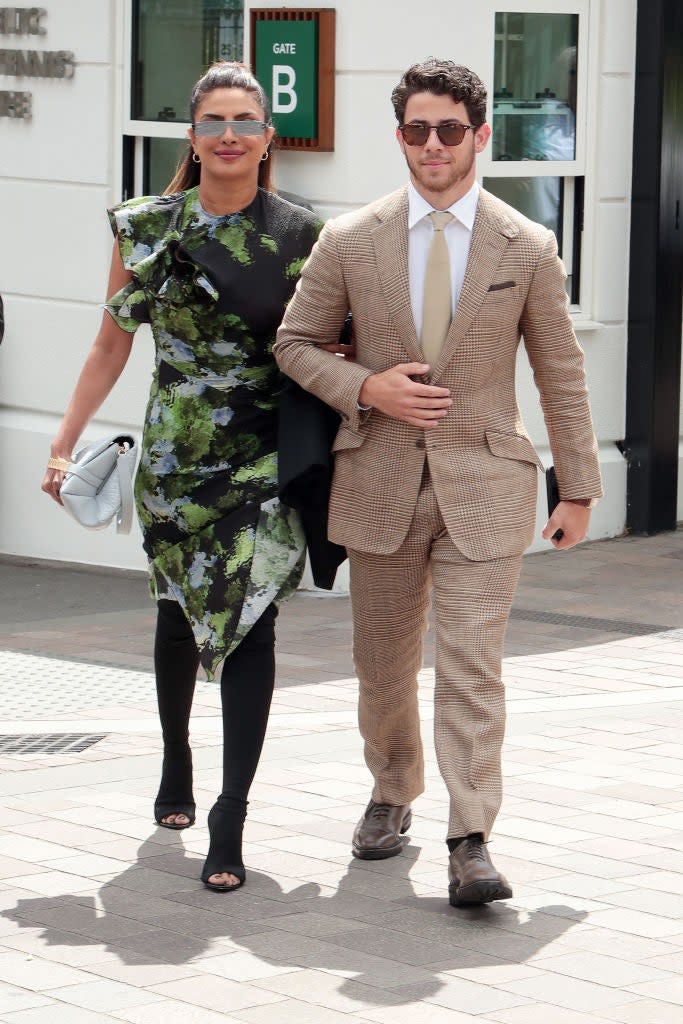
[41,453,71,506]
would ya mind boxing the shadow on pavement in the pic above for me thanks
[2,833,587,1006]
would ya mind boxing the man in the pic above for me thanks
[274,59,601,907]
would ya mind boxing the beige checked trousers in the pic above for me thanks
[348,468,522,840]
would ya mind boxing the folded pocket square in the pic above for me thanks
[488,280,517,292]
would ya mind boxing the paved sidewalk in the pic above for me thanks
[0,531,681,1023]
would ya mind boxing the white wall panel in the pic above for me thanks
[0,183,112,303]
[592,203,630,323]
[579,326,627,440]
[596,75,634,199]
[0,296,154,424]
[601,0,637,74]
[0,297,103,414]
[335,0,491,74]
[0,67,112,184]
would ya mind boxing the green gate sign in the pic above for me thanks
[254,19,318,139]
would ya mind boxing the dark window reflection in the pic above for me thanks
[484,176,564,243]
[144,138,188,195]
[493,12,578,162]
[132,0,244,122]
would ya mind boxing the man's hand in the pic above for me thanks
[359,362,452,428]
[542,500,590,549]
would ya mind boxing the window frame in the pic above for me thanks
[479,0,589,179]
[476,0,597,318]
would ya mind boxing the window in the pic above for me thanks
[122,1,244,198]
[480,6,588,306]
[132,0,243,122]
[492,12,578,163]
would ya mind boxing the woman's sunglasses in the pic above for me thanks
[398,121,477,147]
[193,119,269,137]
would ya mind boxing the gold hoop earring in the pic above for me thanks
[192,152,200,164]
[260,150,269,162]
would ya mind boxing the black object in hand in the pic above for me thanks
[338,312,353,346]
[546,466,564,542]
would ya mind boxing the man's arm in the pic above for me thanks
[275,221,452,430]
[521,231,603,549]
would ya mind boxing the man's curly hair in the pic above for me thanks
[391,59,487,126]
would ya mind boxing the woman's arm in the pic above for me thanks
[42,242,137,505]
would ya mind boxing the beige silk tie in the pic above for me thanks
[420,210,454,366]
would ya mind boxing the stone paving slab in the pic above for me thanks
[0,530,680,1022]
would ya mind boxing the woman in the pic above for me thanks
[42,62,324,892]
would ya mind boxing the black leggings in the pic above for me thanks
[154,599,278,802]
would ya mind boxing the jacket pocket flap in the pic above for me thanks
[486,429,543,470]
[331,425,366,453]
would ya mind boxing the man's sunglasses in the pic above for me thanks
[398,121,477,147]
[193,119,269,137]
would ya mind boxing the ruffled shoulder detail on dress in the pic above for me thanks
[107,192,187,273]
[108,190,218,306]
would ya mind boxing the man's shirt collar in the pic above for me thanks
[408,180,480,231]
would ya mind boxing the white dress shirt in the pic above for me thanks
[408,180,480,337]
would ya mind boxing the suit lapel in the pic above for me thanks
[372,188,425,364]
[432,189,519,379]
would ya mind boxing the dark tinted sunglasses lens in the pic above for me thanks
[437,124,467,146]
[401,125,429,146]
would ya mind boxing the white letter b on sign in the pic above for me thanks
[273,65,297,113]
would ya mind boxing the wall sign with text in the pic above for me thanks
[0,7,76,120]
[250,8,335,151]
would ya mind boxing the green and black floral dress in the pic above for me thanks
[105,186,321,679]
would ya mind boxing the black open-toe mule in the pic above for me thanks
[201,795,247,892]
[154,803,196,830]
[154,750,196,830]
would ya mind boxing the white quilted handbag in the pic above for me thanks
[57,434,138,534]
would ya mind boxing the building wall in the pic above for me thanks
[0,0,153,567]
[0,0,645,584]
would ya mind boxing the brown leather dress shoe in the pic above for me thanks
[352,800,412,860]
[448,835,513,906]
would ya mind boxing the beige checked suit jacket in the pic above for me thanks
[274,186,602,561]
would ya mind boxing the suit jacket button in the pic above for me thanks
[415,439,425,449]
